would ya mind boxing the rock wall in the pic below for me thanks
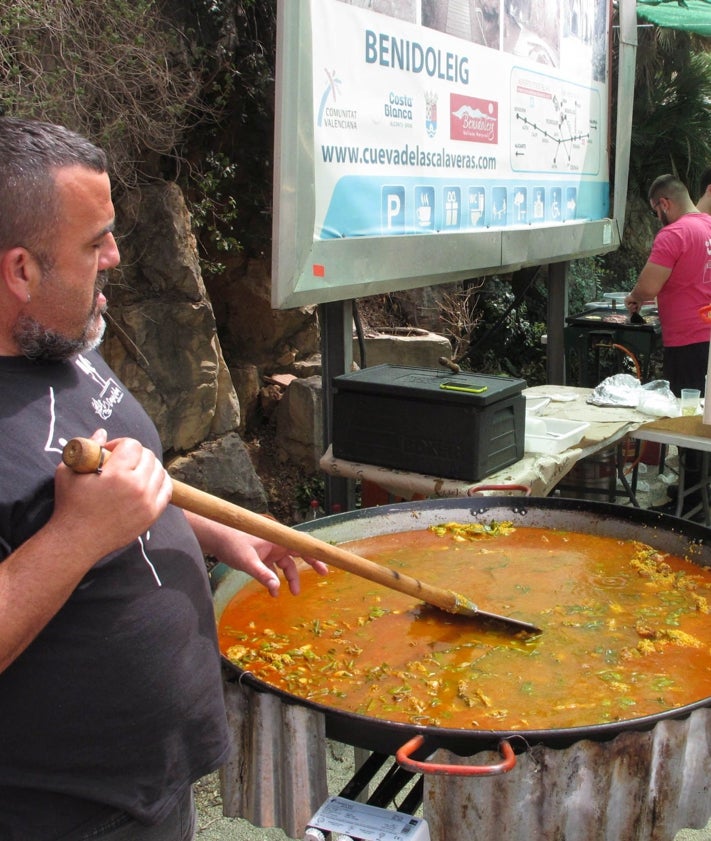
[204,256,321,435]
[205,257,319,369]
[102,181,268,506]
[104,182,239,452]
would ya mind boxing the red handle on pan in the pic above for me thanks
[395,734,516,776]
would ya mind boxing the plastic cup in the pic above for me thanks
[680,388,701,416]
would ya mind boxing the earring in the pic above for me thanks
[26,293,31,303]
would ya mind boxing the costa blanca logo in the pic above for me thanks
[425,91,438,138]
[384,91,413,128]
[317,68,358,130]
[450,94,498,144]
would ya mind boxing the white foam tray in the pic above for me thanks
[524,417,590,455]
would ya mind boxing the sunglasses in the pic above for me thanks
[650,197,667,217]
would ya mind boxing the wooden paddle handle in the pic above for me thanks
[61,437,463,614]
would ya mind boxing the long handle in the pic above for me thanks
[61,437,469,615]
[63,438,542,633]
[183,482,470,611]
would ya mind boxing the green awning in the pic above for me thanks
[637,0,711,36]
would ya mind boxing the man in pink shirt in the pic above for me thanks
[626,173,711,515]
[626,173,711,395]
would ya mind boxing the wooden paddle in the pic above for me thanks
[62,437,541,635]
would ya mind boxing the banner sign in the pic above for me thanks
[273,0,614,308]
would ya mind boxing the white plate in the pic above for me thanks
[534,392,578,403]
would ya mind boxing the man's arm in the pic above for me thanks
[184,510,328,597]
[0,434,172,673]
[625,260,671,312]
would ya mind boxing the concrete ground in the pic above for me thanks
[199,448,711,840]
[195,772,292,840]
[195,741,357,840]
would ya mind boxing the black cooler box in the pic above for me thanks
[331,364,526,481]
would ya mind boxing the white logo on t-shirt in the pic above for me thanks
[75,355,125,420]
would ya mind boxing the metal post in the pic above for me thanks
[547,261,569,385]
[320,300,356,512]
[614,0,638,236]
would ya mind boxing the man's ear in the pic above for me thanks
[0,247,39,303]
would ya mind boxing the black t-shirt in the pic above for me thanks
[0,351,230,837]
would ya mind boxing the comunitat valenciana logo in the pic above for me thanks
[450,94,498,144]
[317,68,359,130]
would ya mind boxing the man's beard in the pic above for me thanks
[13,315,106,361]
[13,274,108,362]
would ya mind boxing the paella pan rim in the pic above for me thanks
[215,495,711,756]
[221,657,711,755]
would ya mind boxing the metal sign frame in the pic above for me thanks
[272,0,627,310]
